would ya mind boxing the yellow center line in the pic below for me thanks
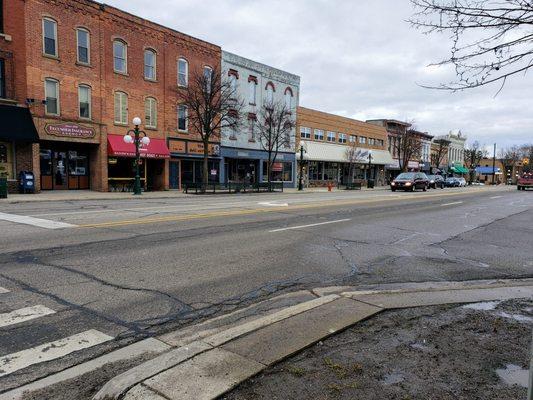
[77,188,496,229]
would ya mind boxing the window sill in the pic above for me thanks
[177,129,188,134]
[114,122,128,127]
[42,53,60,61]
[177,84,188,89]
[145,126,158,131]
[229,136,237,141]
[0,33,12,42]
[76,62,93,68]
[114,71,129,77]
[248,139,256,143]
[79,117,92,122]
[44,113,61,118]
[144,78,158,83]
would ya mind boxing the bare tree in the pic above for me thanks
[395,129,423,172]
[345,143,367,183]
[499,145,522,182]
[520,144,533,172]
[255,100,295,189]
[177,67,243,190]
[410,0,533,92]
[464,141,487,184]
[431,138,451,170]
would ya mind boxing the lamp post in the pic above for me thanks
[298,144,306,191]
[123,117,150,195]
[367,150,373,188]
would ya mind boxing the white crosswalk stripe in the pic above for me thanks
[0,212,76,229]
[0,329,114,377]
[0,305,56,328]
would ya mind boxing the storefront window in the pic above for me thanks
[262,161,292,182]
[0,141,14,179]
[68,151,88,176]
[309,161,323,181]
[40,149,52,175]
[323,162,338,181]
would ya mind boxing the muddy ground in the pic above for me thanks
[224,299,532,400]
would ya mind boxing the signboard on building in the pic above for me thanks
[168,139,220,157]
[45,123,96,139]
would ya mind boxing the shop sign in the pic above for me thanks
[210,169,217,176]
[272,162,283,172]
[108,157,118,165]
[169,140,186,154]
[188,142,220,156]
[45,123,96,139]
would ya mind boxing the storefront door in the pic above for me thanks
[169,161,180,189]
[40,147,90,190]
[53,151,68,190]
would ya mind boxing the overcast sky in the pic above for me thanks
[107,0,532,149]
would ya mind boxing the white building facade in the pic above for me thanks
[220,51,300,188]
[434,130,467,173]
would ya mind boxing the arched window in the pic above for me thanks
[78,84,91,119]
[144,49,156,80]
[145,97,157,128]
[284,87,293,110]
[114,91,128,124]
[43,18,58,57]
[265,82,275,104]
[44,78,60,115]
[113,40,127,73]
[178,58,188,87]
[76,28,90,64]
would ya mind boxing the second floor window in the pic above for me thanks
[248,80,257,104]
[0,59,5,99]
[265,83,274,104]
[114,91,128,124]
[144,49,156,80]
[314,129,324,141]
[178,105,188,131]
[349,135,356,143]
[76,29,90,64]
[203,66,212,92]
[43,18,57,57]
[284,88,293,110]
[300,127,311,139]
[0,0,4,34]
[359,136,366,144]
[113,40,127,73]
[78,85,91,119]
[178,58,188,87]
[339,133,347,143]
[145,97,157,128]
[45,78,59,115]
[327,131,336,142]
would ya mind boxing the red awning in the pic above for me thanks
[107,134,170,159]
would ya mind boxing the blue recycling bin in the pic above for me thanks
[18,171,35,194]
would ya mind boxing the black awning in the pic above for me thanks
[0,104,39,142]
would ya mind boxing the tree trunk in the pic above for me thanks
[267,152,272,191]
[202,140,209,193]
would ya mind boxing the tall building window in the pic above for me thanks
[43,18,58,57]
[0,0,4,33]
[284,88,293,110]
[327,131,336,142]
[44,78,59,115]
[300,127,311,139]
[178,58,188,87]
[203,66,212,92]
[265,82,275,104]
[248,78,257,104]
[144,49,156,80]
[114,91,128,124]
[368,138,375,145]
[113,40,127,73]
[145,97,157,128]
[359,136,366,144]
[78,85,91,119]
[339,133,347,143]
[229,73,238,98]
[76,28,90,64]
[349,135,356,143]
[249,116,256,141]
[178,105,188,131]
[0,59,5,99]
[314,129,324,140]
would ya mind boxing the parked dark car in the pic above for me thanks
[445,177,460,187]
[391,172,429,192]
[427,174,445,189]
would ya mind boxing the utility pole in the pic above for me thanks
[492,143,496,185]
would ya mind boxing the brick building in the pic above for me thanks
[2,0,220,192]
[296,107,392,187]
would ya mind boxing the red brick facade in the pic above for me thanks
[3,0,220,192]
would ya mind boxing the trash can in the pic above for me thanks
[18,171,35,194]
[0,177,7,199]
[367,179,375,189]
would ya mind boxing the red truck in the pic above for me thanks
[517,172,533,190]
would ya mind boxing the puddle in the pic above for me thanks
[463,301,500,311]
[496,312,533,324]
[382,372,405,385]
[495,364,529,388]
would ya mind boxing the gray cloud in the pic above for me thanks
[106,0,532,148]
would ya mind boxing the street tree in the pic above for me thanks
[255,100,295,189]
[395,129,423,172]
[464,141,487,184]
[520,144,533,172]
[177,67,243,190]
[430,138,451,170]
[499,145,522,181]
[345,142,366,183]
[410,0,533,92]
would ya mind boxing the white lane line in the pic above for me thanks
[0,305,56,328]
[258,202,289,207]
[269,219,351,233]
[441,201,463,207]
[0,212,76,229]
[490,196,503,199]
[0,287,9,294]
[0,329,113,377]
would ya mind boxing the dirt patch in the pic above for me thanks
[223,299,532,400]
[20,353,156,400]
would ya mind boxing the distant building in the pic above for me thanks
[434,130,467,174]
[297,107,392,187]
[220,51,300,188]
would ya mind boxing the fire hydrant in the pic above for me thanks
[327,182,333,192]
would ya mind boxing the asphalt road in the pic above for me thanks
[0,186,531,391]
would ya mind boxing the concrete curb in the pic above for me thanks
[93,280,533,400]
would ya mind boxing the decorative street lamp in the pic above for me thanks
[367,150,373,180]
[123,117,150,195]
[298,144,306,191]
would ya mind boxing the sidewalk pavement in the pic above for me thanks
[85,278,531,400]
[1,186,389,204]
